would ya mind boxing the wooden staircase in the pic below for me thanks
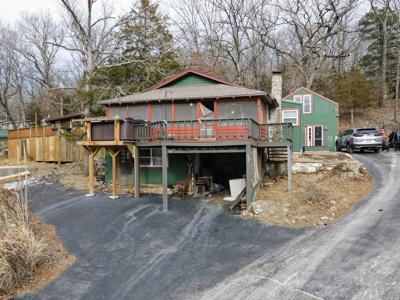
[266,147,289,162]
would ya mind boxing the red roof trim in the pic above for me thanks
[146,68,240,91]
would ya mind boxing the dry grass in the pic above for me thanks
[0,189,47,296]
[246,171,373,228]
[0,188,75,299]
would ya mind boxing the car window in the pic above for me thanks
[357,128,378,134]
[345,129,353,135]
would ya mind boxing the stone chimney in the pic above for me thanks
[271,71,282,103]
[270,71,283,123]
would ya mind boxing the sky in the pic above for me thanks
[0,0,135,23]
[1,0,61,22]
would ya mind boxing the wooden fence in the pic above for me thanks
[7,126,84,163]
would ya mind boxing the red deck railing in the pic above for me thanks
[85,117,292,144]
[132,119,292,144]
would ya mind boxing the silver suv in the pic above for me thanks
[336,128,383,153]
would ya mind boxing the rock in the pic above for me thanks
[252,203,265,215]
[268,207,278,215]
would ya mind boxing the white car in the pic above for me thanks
[336,128,383,153]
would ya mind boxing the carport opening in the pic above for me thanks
[196,153,246,189]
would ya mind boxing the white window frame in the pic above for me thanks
[139,148,162,167]
[282,109,299,126]
[293,95,302,103]
[304,125,324,147]
[303,95,312,113]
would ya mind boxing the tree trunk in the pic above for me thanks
[395,48,400,122]
[0,93,17,129]
[381,7,389,106]
[351,107,354,125]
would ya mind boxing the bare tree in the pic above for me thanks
[392,0,400,121]
[17,12,61,91]
[172,0,273,87]
[256,0,359,88]
[370,0,393,106]
[54,0,122,113]
[0,24,20,128]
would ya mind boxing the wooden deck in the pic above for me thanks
[75,117,293,210]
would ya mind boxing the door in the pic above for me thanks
[305,126,313,147]
[305,125,323,147]
[314,126,323,146]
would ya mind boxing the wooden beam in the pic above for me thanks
[246,144,252,208]
[106,147,120,199]
[287,144,292,192]
[127,145,140,198]
[85,146,100,197]
[86,121,92,142]
[167,148,245,154]
[0,171,30,184]
[87,148,95,196]
[134,146,140,198]
[162,144,168,212]
[114,119,120,142]
[77,141,128,146]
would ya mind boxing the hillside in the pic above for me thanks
[339,102,399,132]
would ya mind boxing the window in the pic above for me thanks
[303,95,312,113]
[119,148,134,175]
[282,110,299,126]
[293,95,302,103]
[139,148,162,167]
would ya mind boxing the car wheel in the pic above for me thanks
[335,142,341,152]
[347,143,353,154]
[374,148,381,153]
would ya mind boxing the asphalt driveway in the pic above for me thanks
[21,152,399,299]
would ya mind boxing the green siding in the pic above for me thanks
[105,153,187,186]
[282,88,338,152]
[165,74,219,87]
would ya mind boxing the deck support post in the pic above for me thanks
[287,144,292,192]
[107,148,120,199]
[127,145,140,198]
[134,146,140,198]
[86,146,99,197]
[246,143,252,208]
[162,144,168,212]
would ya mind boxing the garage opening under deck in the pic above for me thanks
[76,117,293,211]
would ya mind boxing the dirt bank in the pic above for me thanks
[245,155,374,228]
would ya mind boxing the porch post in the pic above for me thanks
[107,148,120,199]
[162,144,168,212]
[246,143,252,207]
[86,147,99,197]
[87,150,95,196]
[134,145,140,198]
[287,144,292,192]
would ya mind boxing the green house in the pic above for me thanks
[281,87,339,152]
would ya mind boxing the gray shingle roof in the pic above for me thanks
[99,84,267,105]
